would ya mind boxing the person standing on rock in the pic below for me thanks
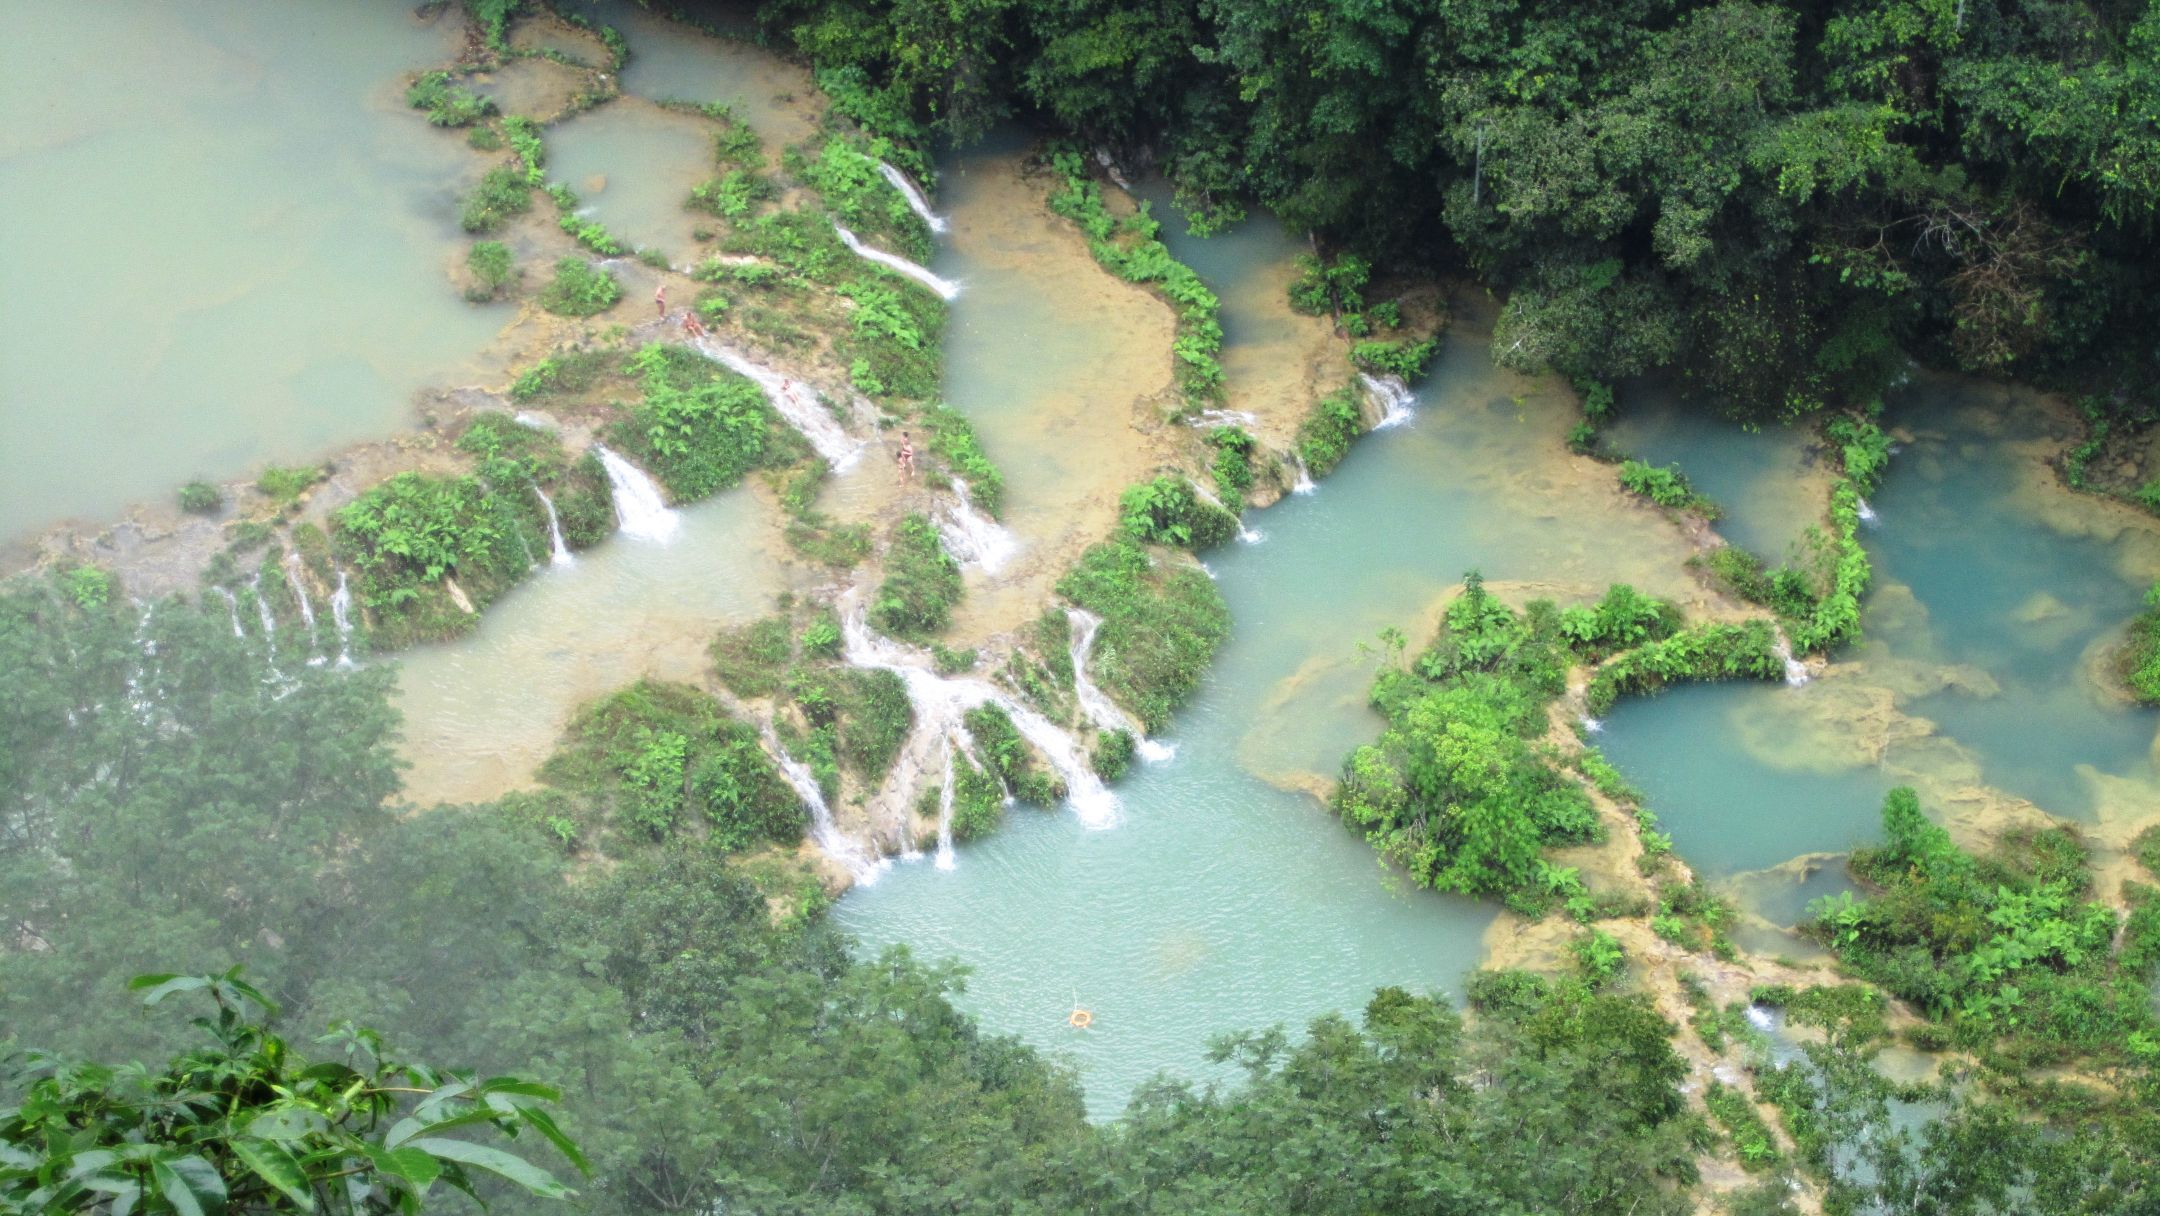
[654,282,667,318]
[897,432,915,480]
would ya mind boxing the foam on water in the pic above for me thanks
[692,338,864,470]
[592,444,681,542]
[878,161,948,233]
[833,224,961,300]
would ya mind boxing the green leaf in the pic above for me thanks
[362,1144,443,1190]
[129,975,209,1006]
[408,1138,570,1199]
[512,1105,590,1175]
[151,1155,228,1216]
[230,1139,315,1211]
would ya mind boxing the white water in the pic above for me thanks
[532,484,575,566]
[936,480,1019,574]
[1772,631,1811,687]
[250,574,276,636]
[934,742,958,870]
[593,445,682,542]
[212,586,244,639]
[329,569,356,669]
[842,605,1120,830]
[877,162,948,234]
[512,411,555,431]
[1856,497,1879,526]
[1190,480,1264,545]
[691,338,864,470]
[767,728,889,884]
[1068,609,1177,764]
[833,224,962,300]
[1360,372,1416,429]
[1290,456,1317,495]
[1188,408,1259,429]
[1581,716,1605,734]
[282,553,327,667]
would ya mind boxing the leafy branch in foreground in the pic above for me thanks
[0,968,583,1214]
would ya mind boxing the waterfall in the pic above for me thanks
[766,728,887,884]
[1069,609,1177,763]
[833,224,961,300]
[513,411,554,431]
[934,742,958,870]
[843,605,1120,829]
[250,573,276,636]
[212,586,245,638]
[1290,456,1317,495]
[330,569,357,669]
[1192,480,1264,545]
[281,554,329,667]
[1856,498,1879,526]
[1360,372,1416,429]
[691,338,863,470]
[125,600,156,722]
[593,445,682,542]
[937,481,1019,574]
[1188,408,1259,429]
[877,162,948,234]
[532,484,575,566]
[1772,631,1811,687]
[1581,716,1605,734]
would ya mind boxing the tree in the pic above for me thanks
[0,969,583,1214]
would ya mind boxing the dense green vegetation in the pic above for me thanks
[406,69,494,128]
[538,258,622,318]
[332,413,610,648]
[743,0,2159,423]
[464,239,516,302]
[1336,576,1787,909]
[870,514,962,638]
[1056,538,1228,731]
[917,402,1004,516]
[1295,383,1365,478]
[1116,475,1239,550]
[458,165,531,234]
[538,679,807,851]
[3,972,580,1213]
[1811,788,2160,1064]
[605,344,802,501]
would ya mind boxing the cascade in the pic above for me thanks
[329,569,356,669]
[282,554,330,667]
[512,411,554,431]
[766,728,887,884]
[1188,408,1259,429]
[125,600,156,722]
[1192,480,1264,545]
[937,481,1019,574]
[1069,609,1176,763]
[249,573,276,636]
[692,338,863,470]
[877,162,948,234]
[833,224,962,300]
[1360,372,1416,429]
[532,484,575,565]
[1856,498,1879,526]
[934,742,957,870]
[212,586,244,638]
[1581,716,1605,734]
[592,445,681,542]
[1772,630,1811,687]
[843,605,1120,829]
[1290,456,1317,495]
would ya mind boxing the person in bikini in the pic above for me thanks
[896,432,915,480]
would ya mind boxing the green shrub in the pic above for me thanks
[837,277,946,400]
[459,165,532,234]
[1570,928,1627,989]
[604,344,795,501]
[538,258,622,317]
[464,240,515,302]
[1296,384,1364,478]
[1704,1082,1781,1171]
[502,115,546,185]
[871,514,962,638]
[1118,476,1239,550]
[540,679,806,849]
[949,756,1005,840]
[1351,337,1438,381]
[964,704,1061,806]
[406,70,494,127]
[1209,427,1255,502]
[2135,824,2160,878]
[795,137,931,261]
[509,349,616,401]
[256,464,324,505]
[801,610,843,659]
[1091,728,1137,780]
[711,616,793,697]
[58,565,114,612]
[920,403,1004,516]
[177,481,221,515]
[1617,460,1718,516]
[1584,621,1784,714]
[2117,585,2160,704]
[1288,252,1369,317]
[1057,540,1228,731]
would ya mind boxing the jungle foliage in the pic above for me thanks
[742,0,2160,421]
[1055,538,1229,732]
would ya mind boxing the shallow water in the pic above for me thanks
[843,199,1714,1112]
[0,0,503,543]
[1598,374,2160,879]
[395,487,796,805]
[1603,386,1823,562]
[545,99,714,260]
[553,0,819,149]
